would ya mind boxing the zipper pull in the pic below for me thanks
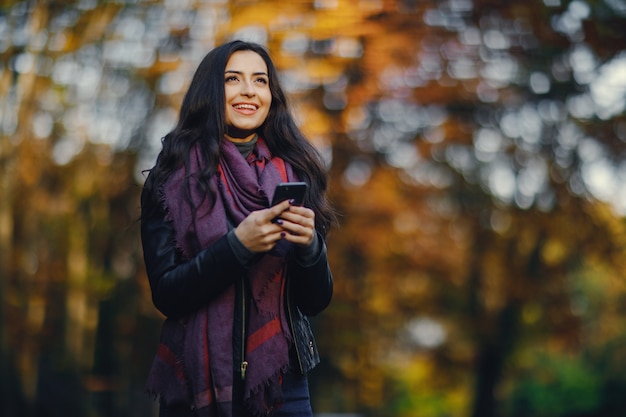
[241,361,249,380]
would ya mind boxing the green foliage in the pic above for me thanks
[506,353,602,417]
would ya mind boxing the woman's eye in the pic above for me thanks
[225,76,239,82]
[255,78,268,85]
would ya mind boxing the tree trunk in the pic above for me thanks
[471,305,518,417]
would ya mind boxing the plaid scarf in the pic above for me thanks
[146,138,296,416]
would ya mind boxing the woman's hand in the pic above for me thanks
[234,200,291,253]
[274,203,316,247]
[234,200,316,253]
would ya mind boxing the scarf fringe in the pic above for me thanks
[160,185,194,260]
[244,364,291,417]
[145,388,158,402]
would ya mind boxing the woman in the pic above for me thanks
[141,40,337,417]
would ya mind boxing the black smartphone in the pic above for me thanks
[271,182,307,206]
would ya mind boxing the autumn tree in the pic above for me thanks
[318,0,626,416]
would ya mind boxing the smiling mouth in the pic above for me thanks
[233,104,258,111]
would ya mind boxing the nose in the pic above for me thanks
[240,79,255,97]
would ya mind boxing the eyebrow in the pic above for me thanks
[224,70,269,77]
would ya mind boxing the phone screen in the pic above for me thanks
[271,182,307,206]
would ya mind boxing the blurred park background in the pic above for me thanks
[2,0,626,416]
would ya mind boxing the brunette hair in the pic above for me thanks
[145,40,337,234]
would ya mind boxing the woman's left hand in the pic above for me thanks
[276,204,316,247]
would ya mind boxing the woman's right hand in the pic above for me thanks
[234,200,292,253]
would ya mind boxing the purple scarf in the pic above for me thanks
[146,138,297,416]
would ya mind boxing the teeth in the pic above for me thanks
[234,104,257,110]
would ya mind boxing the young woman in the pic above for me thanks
[141,40,337,417]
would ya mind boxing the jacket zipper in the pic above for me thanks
[240,275,248,380]
[241,269,309,378]
[286,276,305,375]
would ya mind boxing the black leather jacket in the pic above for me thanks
[140,186,333,375]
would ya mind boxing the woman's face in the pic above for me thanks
[223,50,272,142]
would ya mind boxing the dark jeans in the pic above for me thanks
[272,370,313,417]
[159,370,313,417]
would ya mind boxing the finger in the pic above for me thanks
[259,231,285,249]
[278,206,314,222]
[285,205,314,218]
[278,210,315,230]
[278,218,315,237]
[281,226,314,246]
[277,215,314,239]
[243,226,285,252]
[281,223,311,238]
[265,200,292,221]
[236,211,286,252]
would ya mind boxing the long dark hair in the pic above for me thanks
[145,40,337,234]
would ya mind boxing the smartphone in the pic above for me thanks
[271,182,308,206]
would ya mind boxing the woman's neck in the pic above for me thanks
[229,134,259,158]
[225,128,258,143]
